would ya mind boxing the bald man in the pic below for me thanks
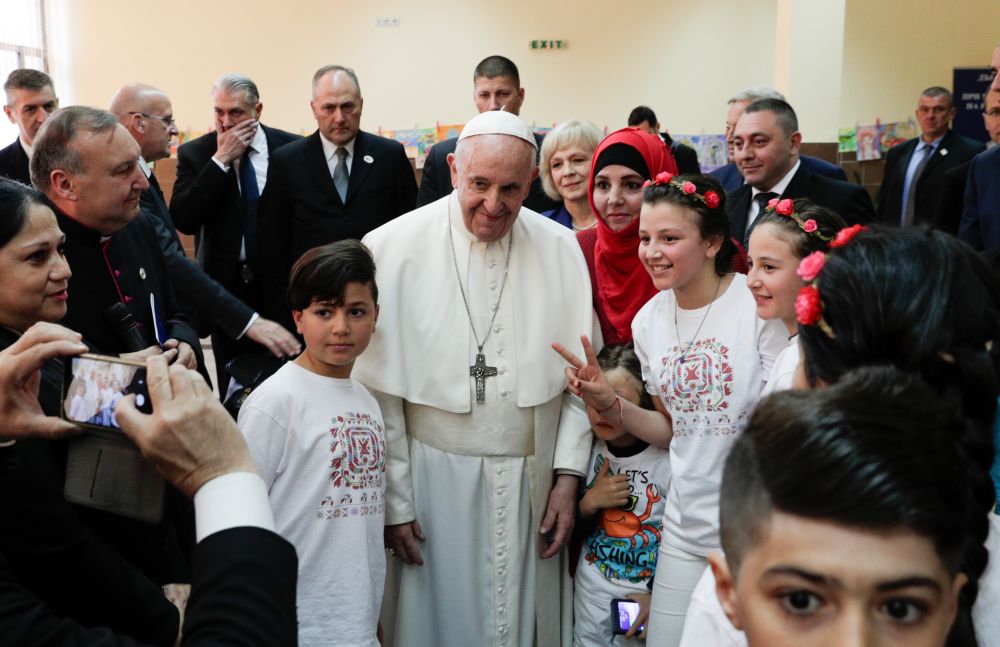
[111,84,300,388]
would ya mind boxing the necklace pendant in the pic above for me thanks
[470,352,498,403]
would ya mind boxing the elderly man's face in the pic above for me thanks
[448,134,536,242]
[213,89,260,133]
[4,85,58,146]
[136,93,177,162]
[983,91,1000,144]
[68,124,149,235]
[311,71,363,146]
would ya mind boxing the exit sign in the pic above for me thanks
[530,40,567,50]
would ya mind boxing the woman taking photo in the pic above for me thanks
[0,178,183,646]
[538,119,603,231]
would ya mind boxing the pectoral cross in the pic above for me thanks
[470,352,497,403]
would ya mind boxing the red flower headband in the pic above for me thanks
[794,223,867,336]
[765,198,833,241]
[642,171,722,209]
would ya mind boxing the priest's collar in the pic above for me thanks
[446,191,513,248]
[46,200,107,245]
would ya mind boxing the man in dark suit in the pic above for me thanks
[170,74,301,390]
[32,106,204,586]
[939,88,999,236]
[0,69,58,184]
[876,86,984,230]
[628,104,701,175]
[113,83,300,392]
[257,65,417,323]
[960,43,1000,251]
[0,331,297,646]
[728,98,874,245]
[417,55,555,213]
[711,86,848,192]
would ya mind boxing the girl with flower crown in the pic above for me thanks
[744,199,845,393]
[554,174,787,647]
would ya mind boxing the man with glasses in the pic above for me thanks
[959,43,1000,251]
[170,74,301,392]
[0,68,58,184]
[256,65,416,326]
[111,83,300,391]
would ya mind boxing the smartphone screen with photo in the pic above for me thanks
[610,598,644,635]
[62,353,151,432]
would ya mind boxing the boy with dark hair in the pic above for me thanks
[238,239,385,646]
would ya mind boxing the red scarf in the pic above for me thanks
[587,128,678,343]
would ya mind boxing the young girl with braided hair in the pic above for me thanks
[555,173,786,646]
[745,198,845,393]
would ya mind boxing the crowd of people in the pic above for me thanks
[0,41,998,647]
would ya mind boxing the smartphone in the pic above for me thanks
[62,353,152,431]
[610,598,644,635]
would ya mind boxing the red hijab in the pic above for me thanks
[587,127,678,343]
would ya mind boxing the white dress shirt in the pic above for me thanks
[320,133,356,178]
[748,159,801,227]
[194,471,275,541]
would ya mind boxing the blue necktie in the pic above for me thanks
[239,150,260,263]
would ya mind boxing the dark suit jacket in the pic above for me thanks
[141,173,253,340]
[416,133,558,213]
[54,207,201,359]
[257,129,417,321]
[0,138,31,185]
[726,164,875,241]
[959,145,1000,251]
[876,131,985,228]
[0,527,297,646]
[710,154,848,192]
[937,159,975,237]
[171,125,300,297]
[661,133,701,175]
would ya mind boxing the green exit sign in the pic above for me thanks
[530,40,567,50]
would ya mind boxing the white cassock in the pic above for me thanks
[354,192,594,647]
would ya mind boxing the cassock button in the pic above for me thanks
[501,389,511,397]
[138,267,146,280]
[114,269,121,277]
[496,347,505,355]
[493,325,502,333]
[496,488,505,496]
[498,605,506,614]
[499,367,507,375]
[489,282,497,291]
[498,567,506,576]
[496,528,504,536]
[123,295,132,303]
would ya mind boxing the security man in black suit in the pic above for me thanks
[876,86,985,230]
[0,330,297,646]
[257,65,417,325]
[416,55,556,213]
[728,98,874,245]
[0,68,58,184]
[112,83,300,393]
[171,74,301,390]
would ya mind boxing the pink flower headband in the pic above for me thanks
[794,223,868,336]
[643,171,722,209]
[765,198,833,241]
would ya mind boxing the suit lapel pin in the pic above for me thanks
[940,148,948,156]
[363,154,374,164]
[139,268,147,280]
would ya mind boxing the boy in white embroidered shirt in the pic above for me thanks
[238,240,385,646]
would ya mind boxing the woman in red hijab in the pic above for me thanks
[578,127,678,345]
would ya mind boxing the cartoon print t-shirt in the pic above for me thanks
[576,440,670,598]
[239,361,386,647]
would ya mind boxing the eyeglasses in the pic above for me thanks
[128,111,176,127]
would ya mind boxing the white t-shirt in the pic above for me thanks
[238,361,386,647]
[632,276,787,555]
[575,439,671,646]
[761,337,798,396]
